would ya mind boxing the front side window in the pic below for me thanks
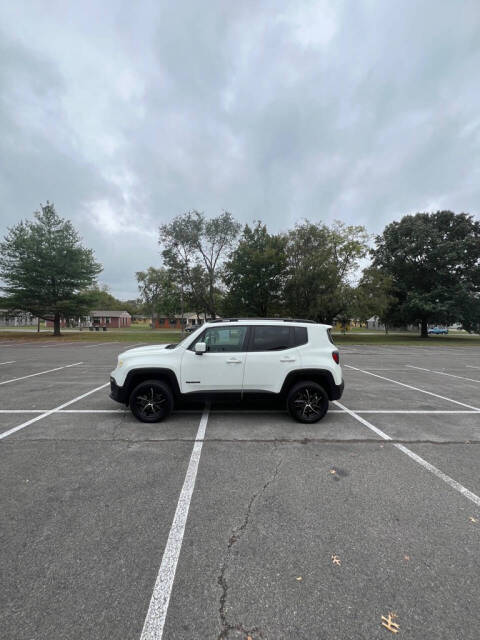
[191,326,248,352]
[250,326,292,351]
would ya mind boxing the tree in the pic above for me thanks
[355,267,397,332]
[222,222,287,317]
[283,220,369,323]
[136,267,179,326]
[86,283,124,311]
[0,202,102,335]
[372,211,480,337]
[159,210,241,318]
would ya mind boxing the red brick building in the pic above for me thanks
[46,310,131,329]
[89,310,131,328]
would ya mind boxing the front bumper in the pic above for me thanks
[330,379,344,400]
[110,377,127,404]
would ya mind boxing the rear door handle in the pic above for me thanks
[226,358,242,364]
[280,357,296,362]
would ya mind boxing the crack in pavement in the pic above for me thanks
[217,452,283,640]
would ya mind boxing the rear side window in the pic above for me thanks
[327,328,335,344]
[250,326,291,351]
[293,326,308,346]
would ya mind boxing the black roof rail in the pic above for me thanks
[207,317,318,324]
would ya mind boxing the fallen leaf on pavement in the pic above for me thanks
[332,554,341,565]
[381,612,399,633]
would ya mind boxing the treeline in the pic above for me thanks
[137,209,480,336]
[1,204,479,337]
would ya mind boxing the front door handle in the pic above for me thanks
[226,358,242,364]
[280,357,296,362]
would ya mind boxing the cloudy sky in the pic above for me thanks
[1,1,479,298]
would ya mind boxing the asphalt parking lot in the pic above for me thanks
[1,341,479,639]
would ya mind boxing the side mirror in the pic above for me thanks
[194,342,207,355]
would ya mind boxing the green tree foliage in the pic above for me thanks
[0,202,102,335]
[284,221,369,323]
[136,267,179,324]
[355,267,397,332]
[222,222,287,317]
[86,283,124,311]
[159,210,241,318]
[372,211,480,336]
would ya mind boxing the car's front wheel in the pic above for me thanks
[129,379,173,423]
[287,380,329,423]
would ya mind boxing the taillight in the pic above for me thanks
[332,351,339,364]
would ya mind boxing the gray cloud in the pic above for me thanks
[1,0,479,298]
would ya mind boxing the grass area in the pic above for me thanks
[1,327,479,347]
[0,328,181,343]
[332,332,480,346]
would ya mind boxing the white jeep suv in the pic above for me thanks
[109,319,344,424]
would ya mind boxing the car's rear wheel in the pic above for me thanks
[287,380,329,423]
[129,379,173,423]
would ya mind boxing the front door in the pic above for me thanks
[180,325,248,393]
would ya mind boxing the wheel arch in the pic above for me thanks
[280,369,337,400]
[123,368,181,403]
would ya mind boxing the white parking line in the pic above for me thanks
[84,342,121,348]
[0,361,16,365]
[345,365,480,411]
[0,362,83,386]
[406,365,480,384]
[0,382,110,439]
[0,408,479,416]
[466,365,480,370]
[40,342,82,348]
[335,401,480,507]
[140,404,210,640]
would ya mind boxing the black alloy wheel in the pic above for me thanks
[129,379,173,423]
[287,381,329,423]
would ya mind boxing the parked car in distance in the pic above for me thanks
[109,318,344,424]
[428,327,448,335]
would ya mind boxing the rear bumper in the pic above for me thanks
[110,377,127,404]
[330,379,344,400]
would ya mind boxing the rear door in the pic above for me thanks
[180,325,249,393]
[243,325,302,393]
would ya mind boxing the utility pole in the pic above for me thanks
[180,279,184,337]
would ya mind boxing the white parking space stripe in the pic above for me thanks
[406,365,480,384]
[84,342,120,348]
[335,401,480,507]
[40,342,82,348]
[345,365,480,411]
[0,362,83,386]
[466,365,480,370]
[0,361,16,365]
[140,404,210,640]
[0,382,110,439]
[0,408,479,415]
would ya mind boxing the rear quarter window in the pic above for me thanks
[293,326,308,346]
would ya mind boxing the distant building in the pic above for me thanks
[0,309,38,326]
[89,310,131,328]
[46,310,131,329]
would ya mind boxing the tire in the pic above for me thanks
[287,380,329,423]
[129,379,173,423]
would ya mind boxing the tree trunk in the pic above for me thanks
[53,313,61,336]
[37,317,40,333]
[420,318,428,338]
